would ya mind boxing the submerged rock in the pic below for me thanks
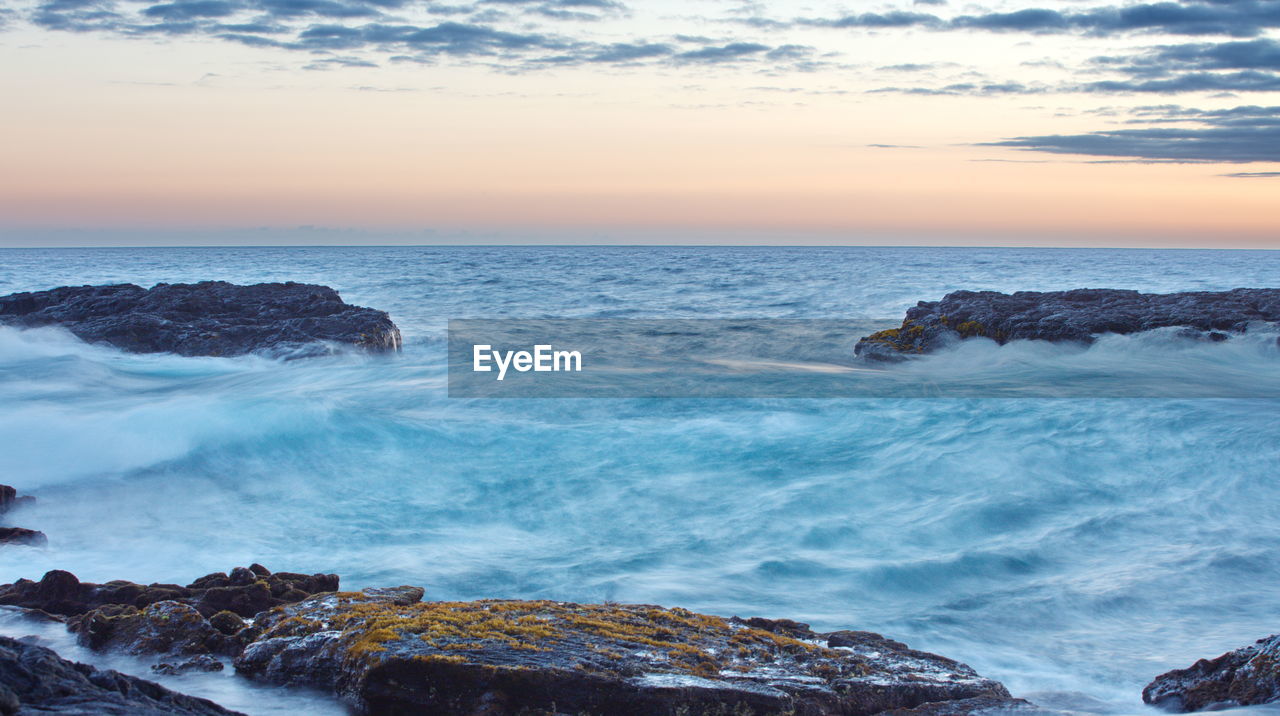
[855,288,1280,360]
[234,591,1016,715]
[0,485,36,516]
[0,485,44,549]
[152,655,226,676]
[0,528,46,548]
[1143,634,1280,712]
[0,635,243,715]
[0,281,401,357]
[68,601,242,657]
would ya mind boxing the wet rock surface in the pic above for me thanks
[0,486,36,516]
[884,694,1040,715]
[855,288,1280,360]
[0,565,338,621]
[0,485,42,549]
[0,635,244,715]
[1,566,1024,715]
[1143,634,1280,712]
[68,601,243,658]
[234,591,1017,715]
[0,281,401,357]
[0,528,46,548]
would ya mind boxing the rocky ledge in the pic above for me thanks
[0,281,400,357]
[0,485,43,549]
[237,591,1014,715]
[1143,634,1280,712]
[0,567,1023,716]
[855,288,1280,361]
[0,635,244,715]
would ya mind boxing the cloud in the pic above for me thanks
[872,81,1046,96]
[982,105,1280,163]
[1222,171,1280,177]
[798,12,940,29]
[1081,70,1280,92]
[16,0,835,73]
[792,0,1280,37]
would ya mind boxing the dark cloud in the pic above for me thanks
[793,0,1280,37]
[675,42,768,62]
[16,0,831,73]
[142,1,237,20]
[1127,38,1280,71]
[798,12,939,29]
[983,105,1280,163]
[1222,171,1280,177]
[872,81,1045,96]
[584,41,672,63]
[1081,70,1280,92]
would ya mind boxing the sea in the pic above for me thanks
[1,245,1279,715]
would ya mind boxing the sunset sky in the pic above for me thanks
[1,0,1278,246]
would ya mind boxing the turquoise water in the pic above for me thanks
[2,246,1280,714]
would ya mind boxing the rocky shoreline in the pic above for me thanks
[2,557,1277,715]
[0,563,1028,715]
[0,281,401,358]
[855,288,1280,361]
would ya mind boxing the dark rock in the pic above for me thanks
[883,694,1040,714]
[68,601,242,658]
[0,281,401,358]
[828,630,910,652]
[741,616,812,639]
[0,635,243,715]
[152,655,225,676]
[0,485,36,516]
[198,582,272,619]
[0,528,47,548]
[359,586,424,605]
[1143,634,1280,711]
[208,611,247,636]
[235,592,1011,715]
[855,288,1280,360]
[0,566,338,619]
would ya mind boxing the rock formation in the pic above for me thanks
[1144,634,1280,712]
[0,485,42,549]
[0,635,244,715]
[235,591,1017,715]
[0,566,1026,715]
[0,282,400,357]
[855,288,1280,360]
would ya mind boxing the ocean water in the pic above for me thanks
[1,245,1280,714]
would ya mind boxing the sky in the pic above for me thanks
[0,0,1278,247]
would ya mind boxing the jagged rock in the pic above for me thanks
[0,281,401,358]
[1143,634,1280,712]
[208,611,247,636]
[884,694,1040,714]
[855,288,1280,360]
[234,592,1012,715]
[0,635,243,715]
[0,567,338,619]
[360,586,425,605]
[0,528,46,548]
[68,601,242,657]
[152,655,226,676]
[0,485,35,515]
